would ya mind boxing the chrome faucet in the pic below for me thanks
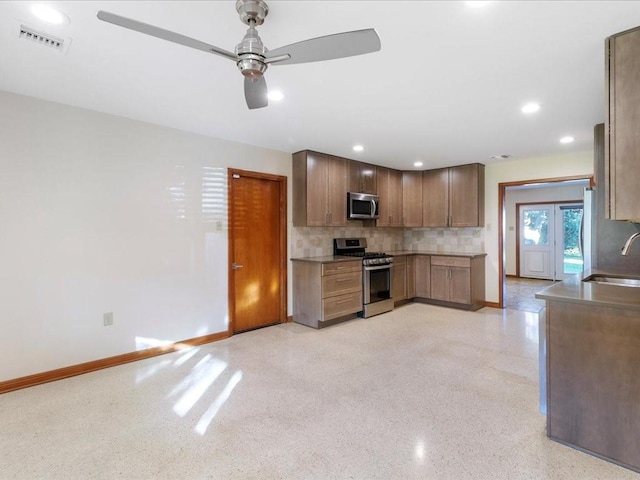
[621,231,640,256]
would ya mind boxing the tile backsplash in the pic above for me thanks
[291,224,484,258]
[404,227,484,253]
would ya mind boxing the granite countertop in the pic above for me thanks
[535,268,640,311]
[291,251,486,263]
[290,256,363,264]
[385,250,486,258]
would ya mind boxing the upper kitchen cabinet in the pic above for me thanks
[293,151,348,227]
[402,171,424,227]
[605,26,640,221]
[376,166,403,227]
[422,163,485,227]
[348,160,377,194]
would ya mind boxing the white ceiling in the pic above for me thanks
[2,1,639,170]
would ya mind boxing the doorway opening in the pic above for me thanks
[498,176,592,309]
[517,202,584,281]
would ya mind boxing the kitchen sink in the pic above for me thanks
[583,274,640,287]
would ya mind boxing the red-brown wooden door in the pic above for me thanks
[228,169,287,333]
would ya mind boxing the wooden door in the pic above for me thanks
[402,171,423,227]
[422,168,449,227]
[229,169,287,333]
[327,155,347,226]
[450,164,481,227]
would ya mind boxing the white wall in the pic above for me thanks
[484,152,593,304]
[0,91,291,381]
[505,184,586,275]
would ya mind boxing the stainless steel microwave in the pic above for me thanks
[347,192,379,220]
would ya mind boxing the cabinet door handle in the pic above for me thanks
[335,298,354,305]
[232,263,244,270]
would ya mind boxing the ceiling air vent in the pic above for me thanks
[18,24,65,52]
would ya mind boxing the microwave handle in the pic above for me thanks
[371,198,377,216]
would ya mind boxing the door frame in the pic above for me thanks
[497,175,592,308]
[515,200,582,278]
[227,168,288,334]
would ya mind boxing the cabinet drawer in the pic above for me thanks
[431,256,470,268]
[322,261,361,276]
[323,291,362,320]
[322,271,362,298]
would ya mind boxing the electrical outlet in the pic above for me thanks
[103,312,114,326]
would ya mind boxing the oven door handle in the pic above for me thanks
[364,264,392,271]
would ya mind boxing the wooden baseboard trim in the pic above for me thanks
[0,330,231,395]
[485,301,501,309]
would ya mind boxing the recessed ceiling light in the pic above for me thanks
[31,4,70,25]
[560,136,574,144]
[353,145,364,152]
[414,161,423,167]
[465,1,493,7]
[521,102,541,114]
[490,154,512,160]
[267,90,284,102]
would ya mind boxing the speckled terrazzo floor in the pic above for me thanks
[1,304,638,479]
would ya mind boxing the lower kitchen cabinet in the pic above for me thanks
[392,255,407,303]
[292,259,362,328]
[414,255,431,298]
[406,255,416,298]
[429,256,485,310]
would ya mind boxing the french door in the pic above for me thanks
[519,203,583,281]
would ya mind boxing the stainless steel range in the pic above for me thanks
[333,238,394,318]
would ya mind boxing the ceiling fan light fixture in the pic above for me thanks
[521,102,541,114]
[31,4,70,25]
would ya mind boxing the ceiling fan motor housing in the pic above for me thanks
[235,26,268,77]
[236,0,268,26]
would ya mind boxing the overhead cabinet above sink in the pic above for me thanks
[605,25,640,222]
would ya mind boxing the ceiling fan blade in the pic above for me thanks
[244,76,268,110]
[265,28,381,65]
[97,11,237,62]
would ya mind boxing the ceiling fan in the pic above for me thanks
[97,0,381,110]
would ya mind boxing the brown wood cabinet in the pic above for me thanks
[605,26,640,221]
[292,151,348,227]
[348,160,377,194]
[406,255,416,298]
[429,255,485,310]
[422,164,485,227]
[292,259,362,329]
[391,255,407,302]
[377,166,403,227]
[414,255,431,298]
[546,300,640,472]
[402,171,424,227]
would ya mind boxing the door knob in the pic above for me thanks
[232,263,244,270]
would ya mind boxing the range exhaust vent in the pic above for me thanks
[18,25,65,52]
